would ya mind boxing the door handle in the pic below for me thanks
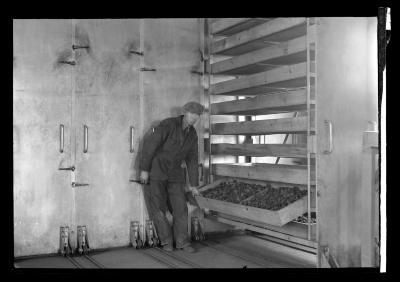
[199,164,204,182]
[130,126,134,153]
[83,125,88,153]
[323,120,333,154]
[59,166,75,171]
[60,124,64,153]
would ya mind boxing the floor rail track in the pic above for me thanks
[154,247,202,268]
[83,254,106,268]
[65,254,105,269]
[65,255,82,269]
[140,248,180,268]
[199,239,274,268]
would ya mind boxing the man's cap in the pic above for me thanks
[182,101,205,115]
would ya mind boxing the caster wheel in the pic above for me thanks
[153,238,159,246]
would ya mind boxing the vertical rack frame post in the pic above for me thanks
[313,18,319,268]
[204,18,213,185]
[306,18,312,241]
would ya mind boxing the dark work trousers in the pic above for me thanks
[148,180,189,248]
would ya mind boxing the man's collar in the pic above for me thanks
[181,115,190,130]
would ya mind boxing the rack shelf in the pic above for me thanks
[210,33,315,76]
[206,213,317,248]
[211,143,313,158]
[211,113,315,135]
[211,62,315,96]
[211,18,273,36]
[211,89,315,115]
[209,212,317,243]
[212,163,315,185]
[212,18,308,56]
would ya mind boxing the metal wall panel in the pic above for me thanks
[13,20,75,257]
[72,19,142,249]
[316,17,378,267]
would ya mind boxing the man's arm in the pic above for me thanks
[185,135,199,187]
[140,120,169,173]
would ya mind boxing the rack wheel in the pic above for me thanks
[152,237,157,246]
[137,239,143,249]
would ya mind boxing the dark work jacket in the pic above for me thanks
[140,115,199,187]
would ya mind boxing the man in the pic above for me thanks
[139,101,204,253]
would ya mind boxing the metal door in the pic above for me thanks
[13,20,75,257]
[72,19,142,249]
[316,17,378,267]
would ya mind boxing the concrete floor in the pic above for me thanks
[14,233,316,268]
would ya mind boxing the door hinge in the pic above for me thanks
[77,225,90,254]
[72,45,90,50]
[130,50,144,56]
[59,166,75,171]
[191,70,204,75]
[140,67,156,72]
[72,182,89,187]
[59,60,76,66]
[322,245,339,268]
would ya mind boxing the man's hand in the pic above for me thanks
[188,186,200,196]
[140,171,149,184]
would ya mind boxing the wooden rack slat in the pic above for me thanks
[211,212,317,242]
[211,113,315,135]
[212,18,307,56]
[211,143,312,158]
[212,163,315,185]
[211,62,315,96]
[206,213,317,247]
[211,18,272,36]
[210,33,316,75]
[210,89,315,115]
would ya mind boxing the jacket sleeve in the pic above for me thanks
[139,120,170,172]
[185,134,199,187]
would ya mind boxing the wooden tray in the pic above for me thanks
[195,177,308,227]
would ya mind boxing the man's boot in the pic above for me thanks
[178,245,195,253]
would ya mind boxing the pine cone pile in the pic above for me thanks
[241,186,307,211]
[201,180,269,204]
[293,213,316,224]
